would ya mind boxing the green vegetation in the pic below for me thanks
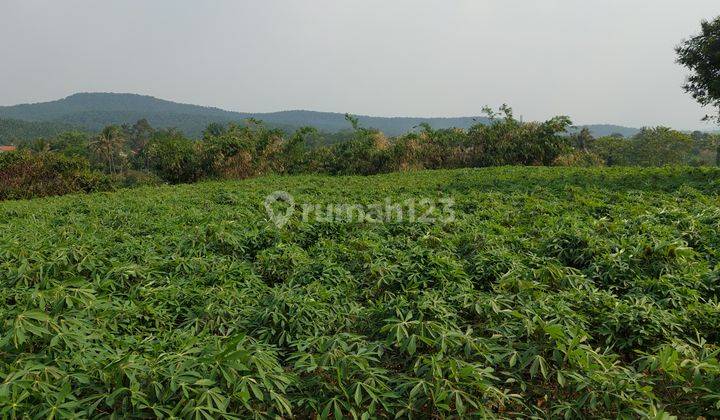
[1,167,719,418]
[588,127,704,167]
[677,15,720,164]
[3,105,717,201]
[0,107,572,199]
[0,118,82,145]
[0,150,111,200]
[677,15,720,124]
[1,14,719,420]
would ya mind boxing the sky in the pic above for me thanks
[1,0,719,129]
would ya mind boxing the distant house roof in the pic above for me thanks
[0,145,17,152]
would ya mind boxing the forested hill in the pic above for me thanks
[0,118,82,145]
[0,92,640,139]
[0,93,249,139]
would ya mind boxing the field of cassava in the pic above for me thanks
[2,166,720,418]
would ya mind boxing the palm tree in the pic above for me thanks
[89,125,125,174]
[30,138,51,153]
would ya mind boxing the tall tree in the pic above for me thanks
[89,125,126,174]
[631,127,692,166]
[676,16,720,164]
[571,127,594,151]
[126,119,154,170]
[128,119,154,152]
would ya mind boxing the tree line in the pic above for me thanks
[1,106,717,200]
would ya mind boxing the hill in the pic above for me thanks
[0,92,641,138]
[568,124,640,138]
[1,166,719,417]
[0,93,248,139]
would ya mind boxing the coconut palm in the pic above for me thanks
[89,125,126,174]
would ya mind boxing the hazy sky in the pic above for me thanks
[1,0,719,129]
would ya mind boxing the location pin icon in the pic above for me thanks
[264,191,295,227]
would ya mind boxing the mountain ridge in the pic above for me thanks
[0,92,643,139]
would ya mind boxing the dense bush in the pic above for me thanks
[0,150,111,200]
[590,127,697,166]
[325,120,391,175]
[552,150,605,166]
[142,130,203,183]
[1,167,719,417]
[201,122,286,180]
[465,106,572,166]
[631,127,693,166]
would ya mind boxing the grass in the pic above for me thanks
[1,166,720,418]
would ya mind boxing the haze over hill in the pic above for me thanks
[0,92,644,143]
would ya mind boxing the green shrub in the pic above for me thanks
[0,150,111,200]
[553,150,605,167]
[142,131,202,183]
